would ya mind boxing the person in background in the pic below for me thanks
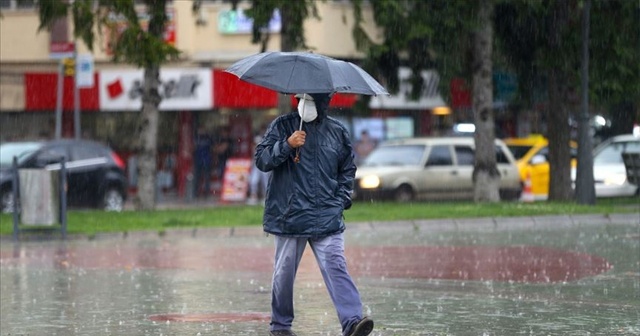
[214,126,234,183]
[255,93,374,336]
[193,127,213,198]
[158,146,176,193]
[247,128,270,205]
[354,130,377,166]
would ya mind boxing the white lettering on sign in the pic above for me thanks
[99,69,212,111]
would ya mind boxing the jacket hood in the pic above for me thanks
[297,93,332,121]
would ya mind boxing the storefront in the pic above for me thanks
[5,65,457,200]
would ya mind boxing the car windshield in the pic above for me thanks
[0,142,43,168]
[507,145,534,160]
[362,144,425,167]
[594,140,640,165]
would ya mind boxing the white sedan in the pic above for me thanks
[354,137,522,202]
[573,134,640,197]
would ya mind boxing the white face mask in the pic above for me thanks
[297,96,318,123]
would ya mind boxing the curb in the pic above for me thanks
[3,213,637,243]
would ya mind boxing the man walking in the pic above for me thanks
[254,93,373,336]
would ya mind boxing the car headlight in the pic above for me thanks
[603,173,627,186]
[360,175,381,189]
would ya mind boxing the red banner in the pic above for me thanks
[214,70,278,108]
[25,73,100,111]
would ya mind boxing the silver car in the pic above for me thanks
[354,137,522,202]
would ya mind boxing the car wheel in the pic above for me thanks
[1,189,15,213]
[394,185,414,202]
[102,188,124,212]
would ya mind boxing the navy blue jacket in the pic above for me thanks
[255,93,356,238]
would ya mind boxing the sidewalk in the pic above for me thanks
[1,210,638,335]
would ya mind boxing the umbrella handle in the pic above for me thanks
[294,95,307,163]
[298,95,306,131]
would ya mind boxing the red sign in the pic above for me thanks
[214,69,357,109]
[50,42,75,53]
[24,73,99,111]
[214,70,278,108]
[221,158,252,202]
[289,93,357,108]
[49,42,75,59]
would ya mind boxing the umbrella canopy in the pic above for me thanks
[225,51,389,96]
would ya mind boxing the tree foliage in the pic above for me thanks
[241,0,321,115]
[351,0,501,201]
[359,0,638,202]
[37,0,180,66]
[588,1,640,108]
[35,0,180,210]
[244,0,319,52]
[494,0,640,201]
[351,0,473,100]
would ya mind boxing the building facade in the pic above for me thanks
[0,0,449,197]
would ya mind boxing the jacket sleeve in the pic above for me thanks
[337,131,357,210]
[255,119,294,172]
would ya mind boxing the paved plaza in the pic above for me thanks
[1,213,639,335]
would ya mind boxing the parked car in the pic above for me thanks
[354,137,522,202]
[0,139,128,213]
[504,135,577,201]
[572,134,640,197]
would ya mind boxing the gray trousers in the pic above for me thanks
[270,233,363,335]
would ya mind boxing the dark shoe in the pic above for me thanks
[348,316,374,336]
[270,330,298,336]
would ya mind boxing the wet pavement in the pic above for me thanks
[1,213,639,335]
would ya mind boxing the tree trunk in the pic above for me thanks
[472,0,500,202]
[133,66,162,210]
[546,1,574,202]
[546,93,573,202]
[575,0,595,205]
[546,71,573,201]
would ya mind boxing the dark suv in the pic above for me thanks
[0,139,128,212]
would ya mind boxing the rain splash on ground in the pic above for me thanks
[1,214,639,335]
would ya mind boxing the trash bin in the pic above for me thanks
[18,169,60,225]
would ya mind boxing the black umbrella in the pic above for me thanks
[226,51,389,163]
[224,51,389,96]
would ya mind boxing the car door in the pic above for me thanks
[452,145,475,199]
[67,142,109,207]
[419,145,461,200]
[495,144,521,191]
[527,146,551,196]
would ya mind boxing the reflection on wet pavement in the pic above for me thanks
[1,216,639,335]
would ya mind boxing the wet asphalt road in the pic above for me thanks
[1,213,639,335]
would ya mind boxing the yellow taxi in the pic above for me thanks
[504,135,577,200]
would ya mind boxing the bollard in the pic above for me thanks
[185,173,194,201]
